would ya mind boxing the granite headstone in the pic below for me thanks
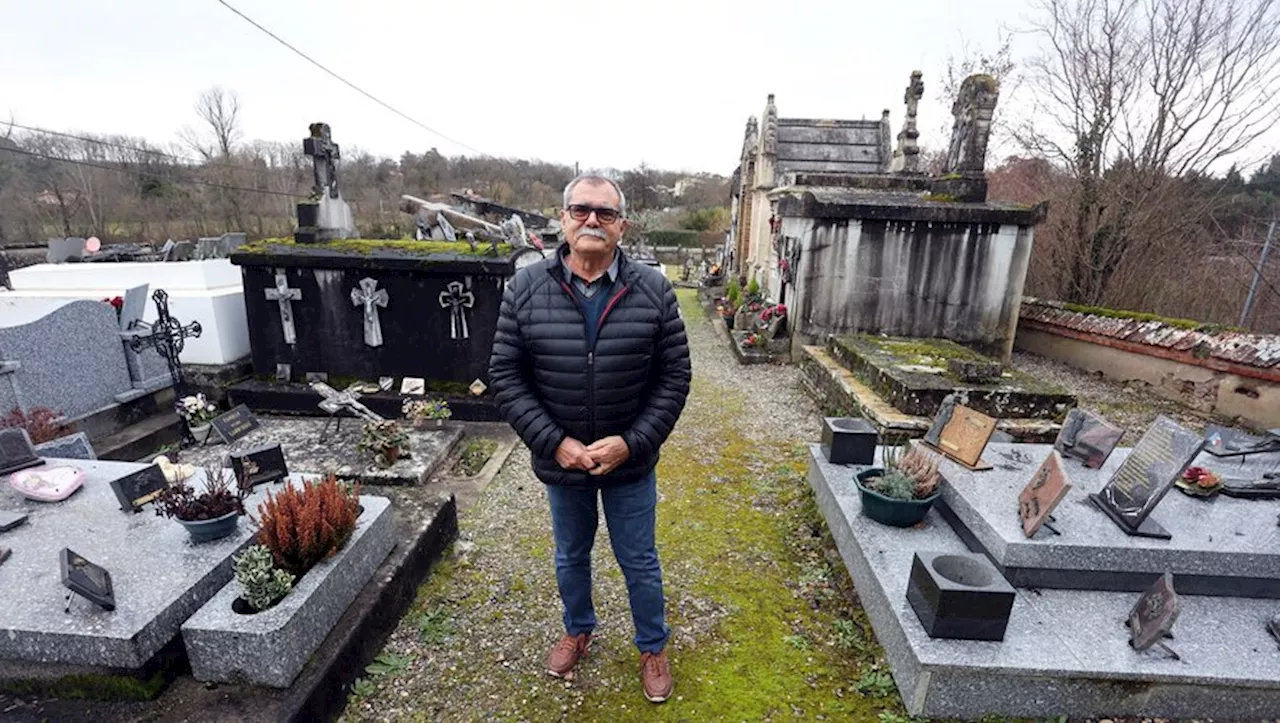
[33,432,97,461]
[1055,408,1124,468]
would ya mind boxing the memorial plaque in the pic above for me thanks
[401,377,426,395]
[1203,424,1280,458]
[230,443,288,489]
[0,428,44,476]
[1018,451,1072,538]
[0,510,29,532]
[1054,408,1124,468]
[60,548,116,611]
[108,463,169,513]
[210,404,261,444]
[0,546,10,566]
[1128,572,1179,652]
[1089,415,1202,539]
[924,400,996,470]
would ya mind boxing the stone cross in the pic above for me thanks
[350,278,389,347]
[310,381,383,423]
[439,280,475,340]
[891,70,925,173]
[944,74,1000,174]
[263,270,302,345]
[303,122,341,199]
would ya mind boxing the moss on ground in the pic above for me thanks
[0,670,168,701]
[240,237,512,258]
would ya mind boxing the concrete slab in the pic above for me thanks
[939,443,1280,597]
[807,444,1280,719]
[177,415,463,486]
[0,460,270,670]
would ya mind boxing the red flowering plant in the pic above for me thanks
[101,296,123,320]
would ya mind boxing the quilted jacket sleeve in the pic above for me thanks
[488,274,566,459]
[621,278,691,460]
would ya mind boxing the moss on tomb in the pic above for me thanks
[239,237,513,258]
[1057,302,1244,334]
[0,669,169,701]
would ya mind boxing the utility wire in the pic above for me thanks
[0,146,307,198]
[4,121,276,176]
[215,0,489,157]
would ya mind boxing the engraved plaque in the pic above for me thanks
[1019,451,1072,538]
[210,404,261,445]
[1055,408,1124,469]
[1128,572,1179,652]
[932,405,997,468]
[1090,416,1203,537]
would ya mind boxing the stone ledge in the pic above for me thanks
[182,495,396,688]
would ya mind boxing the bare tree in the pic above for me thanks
[180,86,246,231]
[1018,0,1280,306]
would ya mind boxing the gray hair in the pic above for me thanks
[562,174,627,217]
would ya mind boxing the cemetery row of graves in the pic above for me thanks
[1,108,1278,722]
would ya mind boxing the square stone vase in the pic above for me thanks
[181,495,395,688]
[820,417,877,465]
[906,550,1015,642]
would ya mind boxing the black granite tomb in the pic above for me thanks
[230,443,288,489]
[211,404,260,444]
[906,550,1015,641]
[820,417,878,465]
[109,464,169,513]
[1089,415,1203,539]
[60,548,115,611]
[0,428,43,476]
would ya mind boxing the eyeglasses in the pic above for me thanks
[566,204,621,224]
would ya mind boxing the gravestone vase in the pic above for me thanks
[189,424,212,444]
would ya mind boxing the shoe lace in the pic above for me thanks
[555,635,584,655]
[642,652,667,676]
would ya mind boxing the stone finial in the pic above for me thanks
[742,116,759,162]
[879,110,893,172]
[762,94,779,156]
[890,71,924,173]
[944,74,1000,174]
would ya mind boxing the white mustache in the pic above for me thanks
[577,228,608,239]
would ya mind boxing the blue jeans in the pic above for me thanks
[546,469,669,654]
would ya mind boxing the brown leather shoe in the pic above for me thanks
[546,633,591,678]
[640,649,673,703]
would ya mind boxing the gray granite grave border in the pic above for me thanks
[937,443,1280,598]
[181,494,395,688]
[807,444,1280,719]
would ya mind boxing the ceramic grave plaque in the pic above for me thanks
[923,398,996,470]
[60,548,116,611]
[0,428,43,476]
[9,465,84,502]
[1089,415,1203,539]
[108,463,169,513]
[401,377,425,395]
[1128,572,1179,653]
[1055,408,1124,468]
[210,404,260,444]
[1018,451,1072,538]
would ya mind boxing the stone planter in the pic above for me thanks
[181,495,395,688]
[177,511,241,543]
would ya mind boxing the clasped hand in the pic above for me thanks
[555,435,630,476]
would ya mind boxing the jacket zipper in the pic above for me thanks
[555,274,631,445]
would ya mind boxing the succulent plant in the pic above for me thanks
[870,443,942,501]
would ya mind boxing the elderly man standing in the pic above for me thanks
[488,174,691,703]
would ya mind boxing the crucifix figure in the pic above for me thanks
[310,381,384,440]
[350,277,389,347]
[302,122,341,199]
[439,280,476,340]
[264,270,302,345]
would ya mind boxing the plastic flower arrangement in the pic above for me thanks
[176,393,219,426]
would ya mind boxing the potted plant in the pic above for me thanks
[154,465,249,543]
[358,419,410,467]
[232,544,295,614]
[256,473,362,577]
[402,398,451,428]
[175,394,219,444]
[854,443,943,527]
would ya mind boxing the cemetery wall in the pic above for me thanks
[1015,327,1280,428]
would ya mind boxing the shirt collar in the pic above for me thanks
[562,249,619,284]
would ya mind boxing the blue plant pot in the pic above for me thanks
[178,511,241,543]
[855,469,940,527]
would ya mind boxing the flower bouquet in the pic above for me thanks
[1174,466,1223,497]
[176,394,219,443]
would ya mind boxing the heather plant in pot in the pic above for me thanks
[154,465,249,542]
[358,419,410,467]
[255,473,362,578]
[855,443,943,527]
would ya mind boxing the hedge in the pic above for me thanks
[645,230,703,248]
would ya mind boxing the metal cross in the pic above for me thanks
[264,270,302,345]
[439,280,475,340]
[350,277,389,347]
[128,289,201,389]
[310,381,384,440]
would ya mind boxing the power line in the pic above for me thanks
[4,121,276,177]
[215,0,489,157]
[0,146,307,198]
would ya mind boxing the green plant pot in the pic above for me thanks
[177,511,240,543]
[855,469,940,527]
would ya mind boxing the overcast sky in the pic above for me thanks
[5,0,1263,176]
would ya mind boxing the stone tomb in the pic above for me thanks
[936,442,1280,598]
[807,444,1280,719]
[0,459,268,679]
[177,415,463,486]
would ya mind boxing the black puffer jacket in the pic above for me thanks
[488,245,691,486]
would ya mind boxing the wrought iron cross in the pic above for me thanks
[302,122,341,199]
[350,277,389,347]
[264,270,302,345]
[439,280,475,340]
[128,289,201,389]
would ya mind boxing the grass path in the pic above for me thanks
[340,289,919,722]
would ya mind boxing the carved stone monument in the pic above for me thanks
[943,74,1000,175]
[295,122,356,244]
[889,70,924,173]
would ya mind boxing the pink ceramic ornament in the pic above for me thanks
[9,465,85,502]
